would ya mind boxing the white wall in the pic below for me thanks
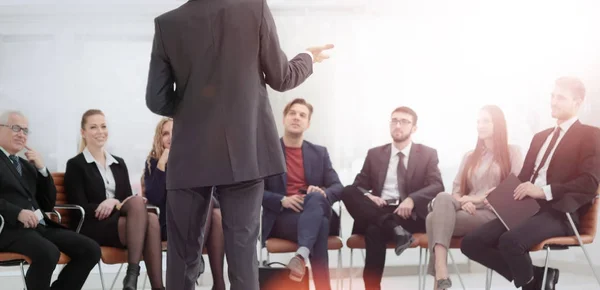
[1,0,600,275]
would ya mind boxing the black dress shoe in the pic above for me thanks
[393,227,414,256]
[521,278,538,290]
[534,266,559,290]
[123,264,141,290]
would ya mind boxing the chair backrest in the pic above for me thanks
[51,172,75,228]
[578,188,600,239]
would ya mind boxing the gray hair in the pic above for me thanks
[0,110,26,124]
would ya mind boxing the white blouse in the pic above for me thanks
[83,147,119,199]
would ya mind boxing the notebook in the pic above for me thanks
[486,173,541,230]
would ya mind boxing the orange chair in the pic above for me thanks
[345,231,421,290]
[259,202,345,290]
[415,234,466,290]
[485,192,600,290]
[0,172,84,290]
[53,172,160,290]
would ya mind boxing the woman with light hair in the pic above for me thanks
[64,109,164,290]
[142,117,225,290]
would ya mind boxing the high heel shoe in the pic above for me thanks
[122,264,140,290]
[436,278,452,289]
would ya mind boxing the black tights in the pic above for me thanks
[117,196,164,288]
[204,200,226,290]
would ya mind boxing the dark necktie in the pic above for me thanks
[8,154,46,225]
[531,127,561,183]
[8,155,22,176]
[397,152,407,200]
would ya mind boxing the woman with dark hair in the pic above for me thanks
[142,117,226,290]
[64,109,164,290]
[425,105,523,290]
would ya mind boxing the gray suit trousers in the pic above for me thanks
[425,193,496,276]
[166,179,264,290]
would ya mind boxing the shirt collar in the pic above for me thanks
[0,146,9,157]
[557,116,578,133]
[391,142,412,158]
[83,147,119,166]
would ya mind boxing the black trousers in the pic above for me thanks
[0,225,101,290]
[460,210,572,287]
[270,192,332,290]
[342,186,425,290]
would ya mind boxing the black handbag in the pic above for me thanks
[259,262,309,290]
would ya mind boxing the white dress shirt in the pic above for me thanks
[380,142,412,201]
[533,116,579,201]
[83,147,118,199]
[0,146,48,177]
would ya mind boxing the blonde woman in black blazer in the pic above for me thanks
[64,110,164,290]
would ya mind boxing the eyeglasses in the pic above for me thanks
[0,124,30,135]
[390,119,412,126]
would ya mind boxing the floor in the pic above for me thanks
[0,270,598,289]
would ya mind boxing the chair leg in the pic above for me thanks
[485,268,493,290]
[349,249,353,290]
[20,261,27,290]
[109,263,124,290]
[422,249,428,290]
[580,243,600,286]
[541,247,551,290]
[448,250,466,290]
[337,249,343,290]
[418,248,422,290]
[97,262,107,290]
[566,212,600,286]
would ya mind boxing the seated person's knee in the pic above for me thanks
[305,192,328,206]
[31,244,61,268]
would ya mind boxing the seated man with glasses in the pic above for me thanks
[0,110,101,290]
[342,106,444,290]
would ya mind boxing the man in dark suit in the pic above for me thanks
[342,106,444,290]
[145,1,333,289]
[461,77,600,290]
[0,110,101,290]
[262,98,343,289]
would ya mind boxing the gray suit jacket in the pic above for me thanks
[146,0,314,189]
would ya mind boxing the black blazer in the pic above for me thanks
[0,152,60,247]
[146,0,313,189]
[64,153,133,220]
[518,121,600,223]
[353,143,444,220]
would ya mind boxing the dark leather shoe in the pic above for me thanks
[287,255,306,282]
[521,278,538,290]
[123,264,140,290]
[436,278,452,289]
[534,266,559,290]
[393,227,414,256]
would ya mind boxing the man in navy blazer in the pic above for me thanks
[262,98,343,290]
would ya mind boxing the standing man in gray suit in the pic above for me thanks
[145,0,333,289]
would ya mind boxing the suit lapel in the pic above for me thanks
[547,121,581,171]
[279,139,288,189]
[406,144,420,182]
[301,142,313,186]
[375,144,391,195]
[0,153,34,197]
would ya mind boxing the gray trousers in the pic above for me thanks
[166,179,264,290]
[425,193,496,275]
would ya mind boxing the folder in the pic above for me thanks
[486,173,540,230]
